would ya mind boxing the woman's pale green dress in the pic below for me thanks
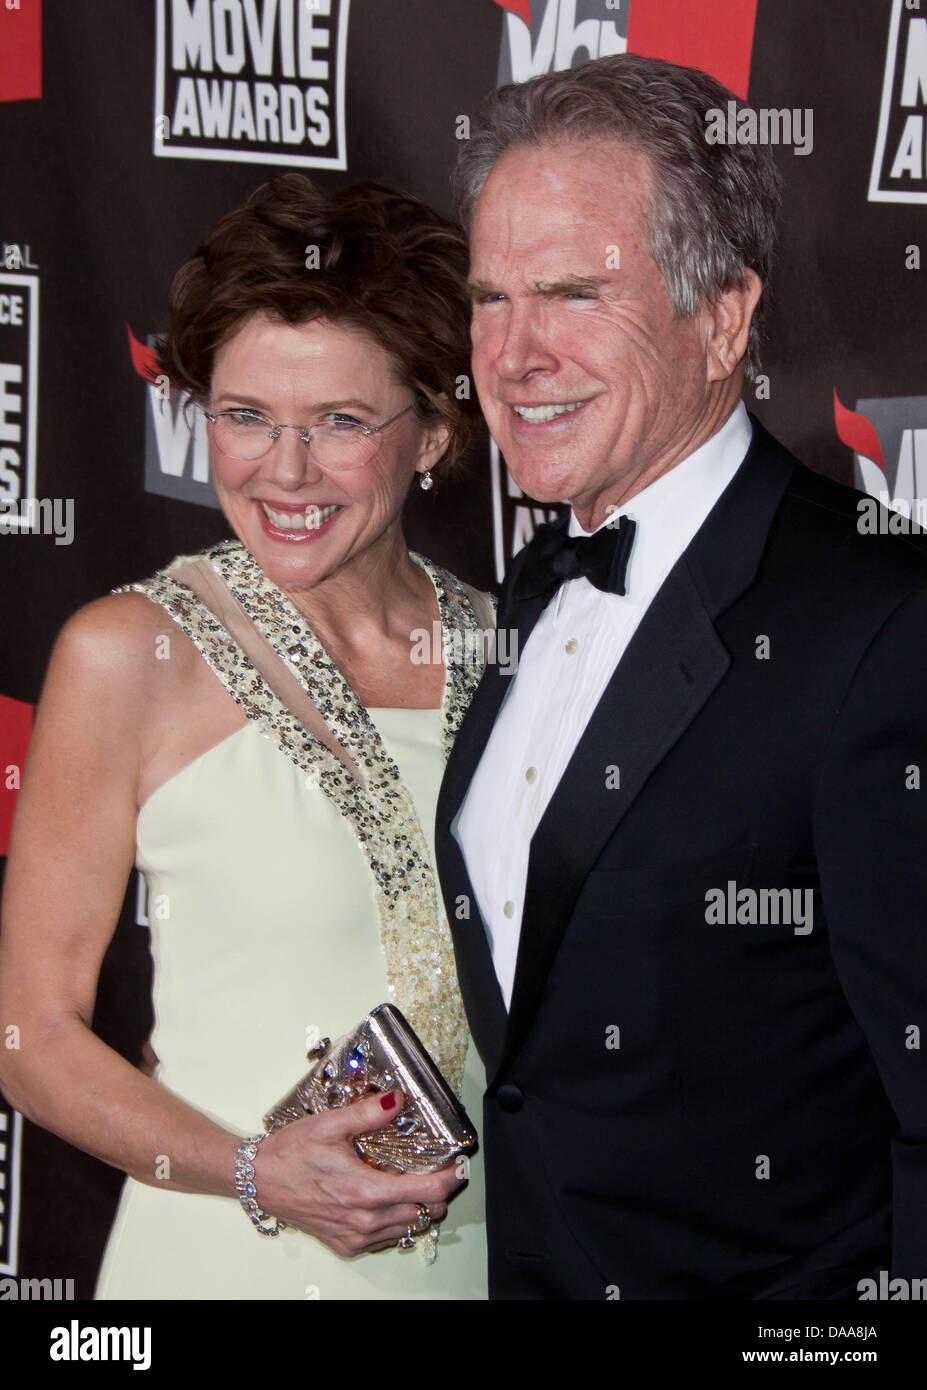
[94,540,490,1300]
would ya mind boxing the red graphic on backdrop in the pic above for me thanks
[494,0,532,23]
[0,0,42,103]
[833,390,886,471]
[627,0,757,99]
[0,695,33,856]
[127,326,160,385]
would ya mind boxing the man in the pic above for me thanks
[436,55,927,1300]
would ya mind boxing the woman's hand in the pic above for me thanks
[253,1088,466,1257]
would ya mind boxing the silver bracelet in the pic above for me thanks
[235,1134,287,1237]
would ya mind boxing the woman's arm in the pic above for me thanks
[0,593,241,1195]
[0,594,462,1254]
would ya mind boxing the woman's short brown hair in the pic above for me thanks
[158,172,479,465]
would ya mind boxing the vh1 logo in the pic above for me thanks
[495,1,757,99]
[128,328,219,509]
[834,390,927,517]
[145,388,217,509]
[496,0,627,85]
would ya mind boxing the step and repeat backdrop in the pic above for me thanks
[1,0,925,1297]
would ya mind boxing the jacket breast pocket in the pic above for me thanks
[572,844,757,917]
[546,846,758,1076]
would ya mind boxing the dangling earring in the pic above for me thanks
[419,470,434,491]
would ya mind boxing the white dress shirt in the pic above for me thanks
[454,404,753,1008]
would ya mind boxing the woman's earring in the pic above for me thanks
[419,470,434,491]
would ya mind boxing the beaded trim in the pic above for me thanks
[117,540,493,1095]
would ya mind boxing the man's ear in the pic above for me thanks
[704,269,763,381]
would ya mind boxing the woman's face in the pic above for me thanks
[207,312,447,594]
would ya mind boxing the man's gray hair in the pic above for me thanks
[455,55,782,381]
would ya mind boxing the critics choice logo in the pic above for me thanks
[870,0,927,202]
[154,0,350,168]
[0,1107,23,1276]
[0,272,39,524]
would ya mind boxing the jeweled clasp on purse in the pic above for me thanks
[262,1003,477,1175]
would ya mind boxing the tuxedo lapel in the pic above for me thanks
[497,421,796,1078]
[437,654,512,1071]
[499,562,729,1074]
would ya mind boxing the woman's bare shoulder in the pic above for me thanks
[60,588,172,639]
[48,590,201,704]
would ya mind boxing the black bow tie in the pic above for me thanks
[511,514,637,604]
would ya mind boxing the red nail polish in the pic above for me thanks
[380,1091,398,1112]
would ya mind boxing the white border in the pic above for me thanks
[154,0,350,170]
[868,0,927,203]
[0,1108,23,1276]
[0,273,39,529]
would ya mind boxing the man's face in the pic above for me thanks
[469,138,719,526]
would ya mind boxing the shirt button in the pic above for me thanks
[503,901,516,918]
[564,637,580,655]
[525,766,538,784]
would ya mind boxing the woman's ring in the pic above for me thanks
[412,1202,432,1234]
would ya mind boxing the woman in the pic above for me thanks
[0,174,492,1299]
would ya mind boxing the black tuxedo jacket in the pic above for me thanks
[436,418,927,1300]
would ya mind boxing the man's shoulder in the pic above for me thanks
[753,420,927,589]
[785,452,924,542]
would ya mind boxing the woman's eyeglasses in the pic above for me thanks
[202,402,415,470]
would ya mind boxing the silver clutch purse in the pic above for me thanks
[262,1003,477,1175]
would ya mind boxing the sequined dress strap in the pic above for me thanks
[116,541,493,1094]
[172,554,367,787]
